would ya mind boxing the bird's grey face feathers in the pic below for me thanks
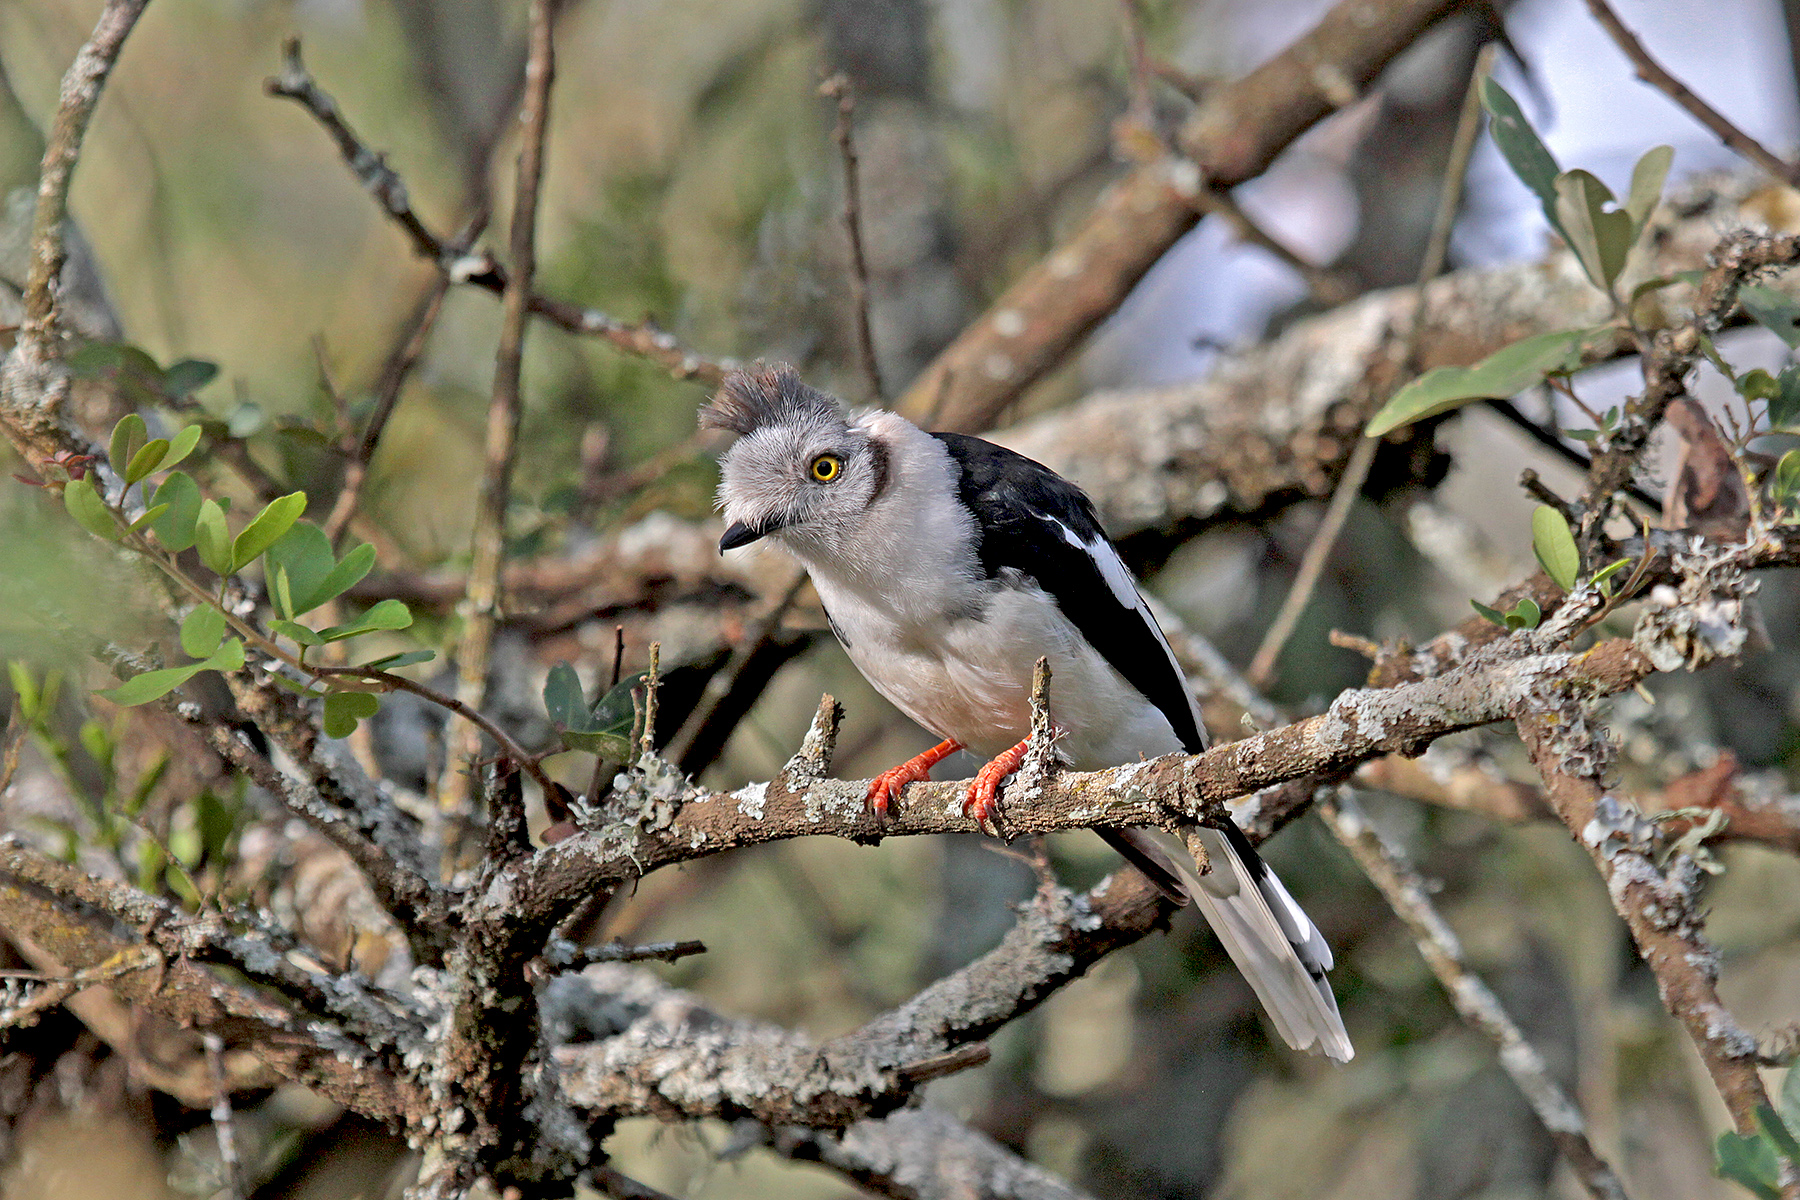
[703,365,888,555]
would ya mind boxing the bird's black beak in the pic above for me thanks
[719,520,775,552]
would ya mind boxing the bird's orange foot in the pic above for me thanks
[964,737,1030,838]
[866,739,963,822]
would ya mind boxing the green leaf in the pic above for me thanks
[543,662,587,729]
[270,619,326,648]
[315,598,412,643]
[195,499,234,576]
[265,523,376,616]
[1470,599,1506,627]
[358,649,436,670]
[1480,78,1561,221]
[63,478,119,541]
[1505,596,1542,631]
[127,503,170,533]
[124,437,169,485]
[1774,449,1800,509]
[1366,328,1596,436]
[8,662,40,720]
[1591,557,1633,596]
[560,729,634,758]
[179,606,227,659]
[109,413,147,478]
[322,690,380,739]
[1531,505,1581,591]
[1740,283,1800,349]
[1781,1065,1800,1133]
[209,638,245,672]
[231,491,307,572]
[160,425,204,473]
[1738,369,1781,403]
[149,471,202,551]
[1755,1104,1800,1162]
[1716,1130,1782,1199]
[306,541,375,612]
[1772,366,1800,430]
[263,523,337,618]
[99,662,210,706]
[162,359,218,397]
[1554,170,1634,291]
[1624,145,1673,232]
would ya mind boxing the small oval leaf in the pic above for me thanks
[63,478,119,541]
[100,662,208,707]
[195,498,234,576]
[323,690,381,738]
[124,437,170,485]
[150,471,202,551]
[180,606,227,659]
[109,413,147,478]
[160,424,204,472]
[1531,505,1581,592]
[231,491,308,572]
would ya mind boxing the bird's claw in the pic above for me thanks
[866,761,930,822]
[964,737,1029,838]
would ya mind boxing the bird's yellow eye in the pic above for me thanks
[810,454,842,482]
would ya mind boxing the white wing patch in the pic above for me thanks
[1050,518,1204,746]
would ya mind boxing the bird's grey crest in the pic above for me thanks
[699,364,844,437]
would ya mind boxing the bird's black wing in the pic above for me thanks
[934,433,1206,752]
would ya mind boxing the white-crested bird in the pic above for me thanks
[704,364,1351,1061]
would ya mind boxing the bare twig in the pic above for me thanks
[444,0,556,816]
[1320,790,1630,1200]
[820,75,882,404]
[324,217,482,544]
[1189,186,1354,306]
[1584,0,1800,187]
[203,1032,245,1200]
[1247,47,1491,688]
[265,39,735,385]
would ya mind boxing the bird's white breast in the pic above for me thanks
[789,415,1183,769]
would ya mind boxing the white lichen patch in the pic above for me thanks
[734,781,767,820]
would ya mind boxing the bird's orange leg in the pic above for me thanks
[866,739,963,821]
[965,736,1031,837]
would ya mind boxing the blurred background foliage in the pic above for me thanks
[2,0,1800,1198]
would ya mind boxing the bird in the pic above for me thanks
[702,363,1352,1062]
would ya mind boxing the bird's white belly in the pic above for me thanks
[824,582,1183,770]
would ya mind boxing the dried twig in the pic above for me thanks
[666,568,808,770]
[821,74,882,403]
[444,0,556,816]
[1584,0,1800,187]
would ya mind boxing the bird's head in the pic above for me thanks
[701,364,889,557]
